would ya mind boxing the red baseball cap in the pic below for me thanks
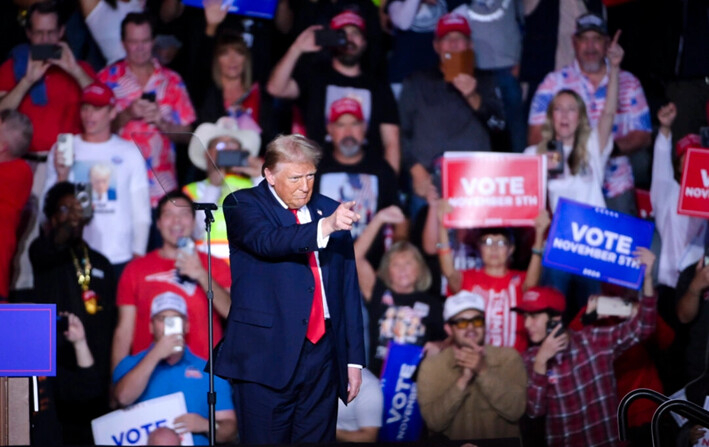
[81,82,115,107]
[435,13,471,39]
[328,97,364,123]
[675,133,703,158]
[512,287,566,314]
[330,10,366,32]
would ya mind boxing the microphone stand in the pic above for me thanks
[193,202,218,446]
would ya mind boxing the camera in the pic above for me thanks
[30,44,62,60]
[216,150,250,168]
[75,183,93,220]
[546,140,564,175]
[315,29,347,48]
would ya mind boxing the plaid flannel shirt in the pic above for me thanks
[523,293,657,447]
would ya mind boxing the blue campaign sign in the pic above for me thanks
[181,0,278,19]
[0,304,56,376]
[379,343,424,442]
[543,198,655,289]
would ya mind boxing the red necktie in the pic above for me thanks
[291,209,326,343]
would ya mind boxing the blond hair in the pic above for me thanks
[535,89,592,175]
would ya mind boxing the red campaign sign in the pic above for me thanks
[677,148,709,218]
[442,152,546,228]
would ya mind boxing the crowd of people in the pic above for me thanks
[0,0,708,445]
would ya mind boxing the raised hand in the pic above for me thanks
[607,30,624,68]
[323,200,361,235]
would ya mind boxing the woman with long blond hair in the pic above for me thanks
[524,31,623,213]
[524,32,624,320]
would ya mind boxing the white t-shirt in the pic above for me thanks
[85,0,144,65]
[524,128,612,213]
[45,135,151,264]
[336,368,383,431]
[650,132,707,287]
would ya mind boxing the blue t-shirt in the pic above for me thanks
[113,347,234,445]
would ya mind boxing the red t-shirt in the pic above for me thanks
[455,269,528,353]
[117,250,230,359]
[0,159,32,298]
[0,59,95,153]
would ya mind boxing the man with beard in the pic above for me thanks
[527,13,651,215]
[267,10,400,174]
[314,97,399,266]
[399,13,505,200]
[417,290,527,440]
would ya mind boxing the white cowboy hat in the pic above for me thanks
[188,116,261,171]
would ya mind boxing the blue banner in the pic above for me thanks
[379,343,424,442]
[543,198,655,289]
[181,0,278,19]
[0,304,56,376]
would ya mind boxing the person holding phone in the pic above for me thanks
[98,12,196,209]
[183,117,262,259]
[267,10,401,174]
[113,292,237,445]
[0,1,96,299]
[399,12,504,204]
[513,247,658,447]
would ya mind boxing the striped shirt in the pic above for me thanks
[522,293,657,447]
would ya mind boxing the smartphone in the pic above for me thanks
[441,48,474,83]
[57,314,68,333]
[163,315,184,352]
[596,296,633,318]
[56,133,74,168]
[75,183,93,220]
[546,140,564,175]
[216,150,250,168]
[314,28,347,48]
[141,91,156,102]
[176,237,195,284]
[546,319,564,337]
[704,245,709,268]
[30,44,62,60]
[700,127,709,148]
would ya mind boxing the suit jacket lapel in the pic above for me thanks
[256,180,297,228]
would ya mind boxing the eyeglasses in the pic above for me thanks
[480,237,509,248]
[448,316,485,329]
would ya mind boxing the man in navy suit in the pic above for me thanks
[214,134,366,444]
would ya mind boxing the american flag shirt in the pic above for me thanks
[98,59,196,206]
[522,293,657,447]
[528,60,652,199]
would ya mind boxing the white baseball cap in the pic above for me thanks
[150,292,187,318]
[443,291,485,321]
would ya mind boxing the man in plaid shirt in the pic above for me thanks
[513,248,657,446]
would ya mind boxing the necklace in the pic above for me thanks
[70,244,100,314]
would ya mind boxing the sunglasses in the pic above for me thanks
[448,316,485,329]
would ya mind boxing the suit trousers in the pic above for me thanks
[233,325,338,444]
